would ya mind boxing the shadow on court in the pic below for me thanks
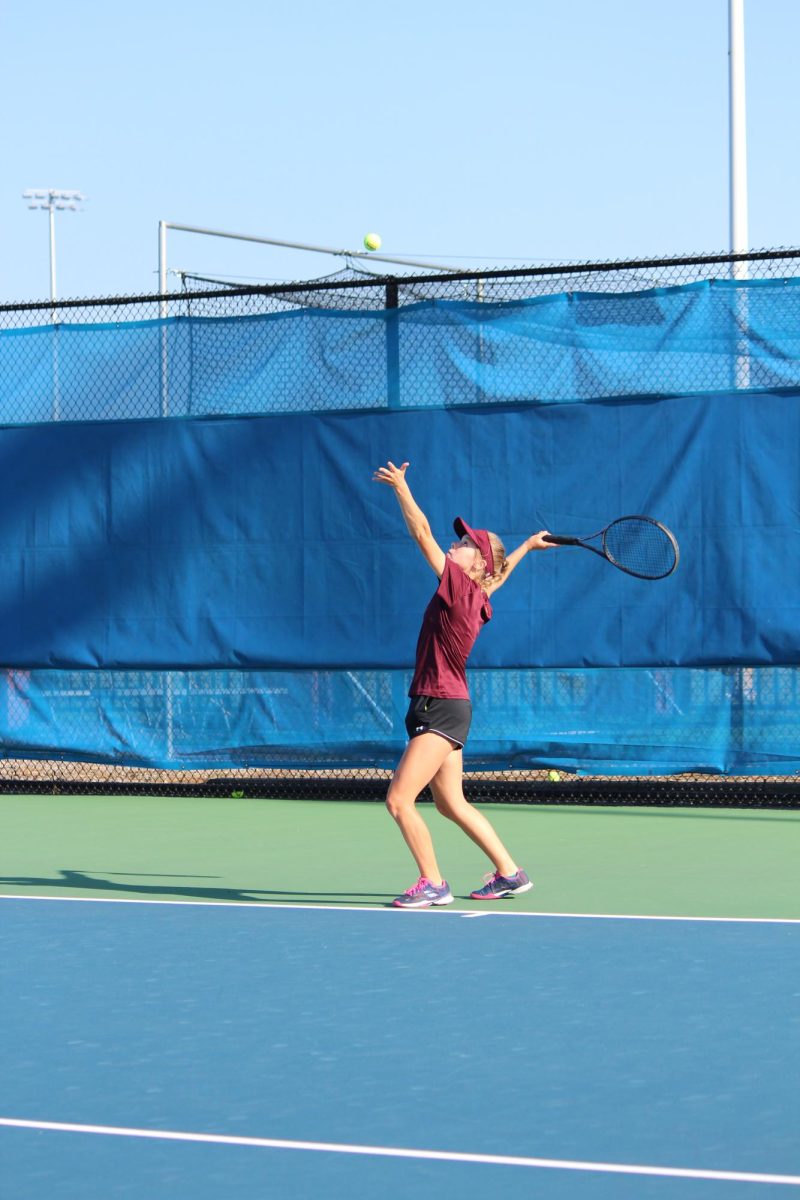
[0,868,391,906]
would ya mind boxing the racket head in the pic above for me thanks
[601,516,679,580]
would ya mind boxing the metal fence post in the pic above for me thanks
[385,280,400,409]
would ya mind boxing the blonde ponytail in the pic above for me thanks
[484,532,508,585]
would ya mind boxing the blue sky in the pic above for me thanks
[2,0,798,303]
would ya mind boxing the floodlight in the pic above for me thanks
[22,187,88,301]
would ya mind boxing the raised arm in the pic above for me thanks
[373,461,446,577]
[484,531,555,596]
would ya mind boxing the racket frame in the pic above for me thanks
[543,515,679,580]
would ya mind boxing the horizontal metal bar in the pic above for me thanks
[162,221,459,273]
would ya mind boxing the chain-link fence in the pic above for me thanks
[2,247,799,806]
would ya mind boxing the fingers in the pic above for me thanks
[372,460,410,485]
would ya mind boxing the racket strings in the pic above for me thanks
[603,519,677,579]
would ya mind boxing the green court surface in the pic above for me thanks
[1,794,798,918]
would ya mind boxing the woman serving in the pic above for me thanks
[373,460,555,908]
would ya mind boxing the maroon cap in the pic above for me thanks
[453,517,494,576]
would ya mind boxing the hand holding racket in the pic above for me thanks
[543,516,679,580]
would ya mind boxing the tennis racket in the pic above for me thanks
[543,516,679,580]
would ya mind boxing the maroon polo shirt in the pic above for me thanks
[409,557,492,700]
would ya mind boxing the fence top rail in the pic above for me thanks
[3,246,800,316]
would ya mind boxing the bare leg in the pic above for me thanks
[386,734,457,883]
[429,750,518,877]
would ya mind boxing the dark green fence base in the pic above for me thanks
[1,774,798,809]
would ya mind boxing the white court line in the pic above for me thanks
[0,1118,798,1187]
[0,893,799,924]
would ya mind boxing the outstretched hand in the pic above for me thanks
[527,531,554,551]
[373,460,410,489]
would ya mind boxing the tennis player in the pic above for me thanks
[373,459,555,908]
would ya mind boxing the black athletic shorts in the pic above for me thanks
[405,695,472,749]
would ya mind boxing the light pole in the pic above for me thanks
[728,0,750,390]
[729,0,748,269]
[22,188,85,420]
[22,188,87,301]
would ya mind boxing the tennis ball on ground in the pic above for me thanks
[363,232,382,251]
[547,770,561,782]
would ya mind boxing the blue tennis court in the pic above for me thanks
[2,895,798,1198]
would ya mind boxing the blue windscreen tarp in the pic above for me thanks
[0,666,795,775]
[0,394,798,670]
[2,277,800,423]
[1,278,799,773]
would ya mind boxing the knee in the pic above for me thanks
[433,794,453,820]
[386,785,412,822]
[433,793,466,821]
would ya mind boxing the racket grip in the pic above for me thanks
[542,534,580,546]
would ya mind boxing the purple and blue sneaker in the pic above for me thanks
[470,868,533,900]
[392,876,454,908]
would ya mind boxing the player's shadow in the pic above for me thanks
[0,868,389,906]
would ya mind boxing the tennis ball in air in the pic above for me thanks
[363,232,382,251]
[547,770,561,782]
